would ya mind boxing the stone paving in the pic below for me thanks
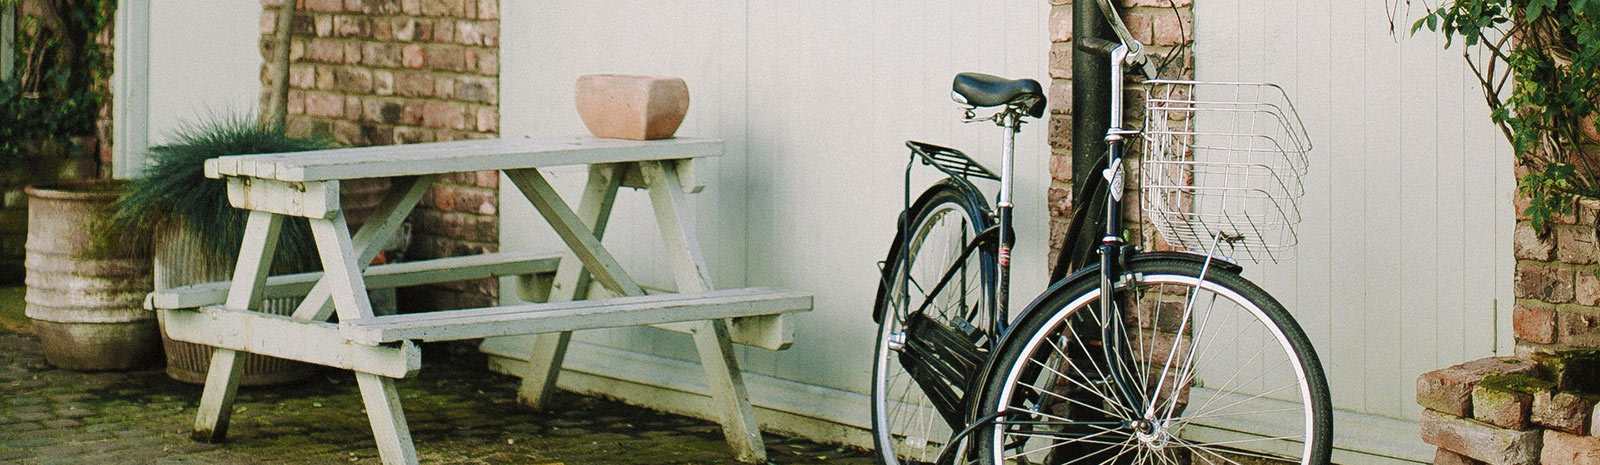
[0,327,872,465]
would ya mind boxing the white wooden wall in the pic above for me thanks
[1197,0,1514,462]
[492,0,1050,445]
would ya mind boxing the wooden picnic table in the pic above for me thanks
[146,136,812,465]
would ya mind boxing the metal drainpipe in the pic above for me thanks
[1072,0,1116,193]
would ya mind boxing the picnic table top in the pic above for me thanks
[204,136,722,183]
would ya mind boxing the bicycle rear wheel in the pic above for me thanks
[974,258,1331,465]
[873,181,996,465]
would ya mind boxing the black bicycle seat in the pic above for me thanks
[952,72,1046,117]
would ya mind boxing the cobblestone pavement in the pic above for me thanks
[0,328,872,464]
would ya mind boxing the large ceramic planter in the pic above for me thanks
[23,180,158,371]
[574,74,690,140]
[2,137,101,284]
[155,177,394,386]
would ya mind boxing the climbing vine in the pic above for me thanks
[1412,0,1600,229]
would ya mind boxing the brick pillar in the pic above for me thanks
[259,0,500,310]
[1044,0,1192,266]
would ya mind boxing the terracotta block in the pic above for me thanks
[1417,357,1541,417]
[1556,307,1600,347]
[1557,225,1600,264]
[1434,448,1487,465]
[1473,383,1534,430]
[574,75,690,141]
[1516,262,1574,303]
[1420,410,1541,465]
[1542,430,1600,465]
[1533,390,1595,434]
[1513,305,1556,345]
[1514,222,1554,261]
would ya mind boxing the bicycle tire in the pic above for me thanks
[872,180,996,465]
[973,258,1331,465]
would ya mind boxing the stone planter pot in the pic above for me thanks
[574,74,690,140]
[2,136,102,284]
[23,180,158,371]
[155,177,395,386]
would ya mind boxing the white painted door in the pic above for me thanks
[1195,0,1514,462]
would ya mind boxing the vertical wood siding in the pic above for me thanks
[1195,0,1514,429]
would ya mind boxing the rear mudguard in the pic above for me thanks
[872,178,993,324]
[963,251,1243,422]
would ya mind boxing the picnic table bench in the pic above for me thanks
[146,136,812,465]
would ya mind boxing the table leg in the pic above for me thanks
[193,211,283,443]
[517,164,623,408]
[642,161,767,463]
[356,372,419,465]
[311,211,420,464]
[293,175,435,322]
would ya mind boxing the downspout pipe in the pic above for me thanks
[1072,0,1116,190]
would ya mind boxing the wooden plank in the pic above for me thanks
[619,159,703,193]
[191,348,245,443]
[341,288,812,345]
[224,211,284,311]
[226,177,340,219]
[309,211,377,320]
[655,317,793,351]
[356,373,418,465]
[643,160,765,462]
[519,164,626,409]
[208,137,721,182]
[159,307,422,378]
[504,167,645,297]
[294,175,435,321]
[150,252,563,310]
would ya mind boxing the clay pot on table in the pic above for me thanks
[575,74,690,140]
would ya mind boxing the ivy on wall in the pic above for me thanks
[1414,0,1600,230]
[0,0,113,174]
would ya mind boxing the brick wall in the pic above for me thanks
[1043,0,1193,266]
[258,0,500,309]
[1414,131,1600,463]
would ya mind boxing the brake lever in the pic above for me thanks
[1095,0,1161,80]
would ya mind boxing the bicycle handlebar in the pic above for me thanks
[1094,0,1160,80]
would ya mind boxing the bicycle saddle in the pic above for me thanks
[952,72,1046,118]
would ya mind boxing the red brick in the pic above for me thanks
[421,0,465,17]
[421,102,467,130]
[306,0,344,12]
[455,77,496,103]
[306,39,345,63]
[287,90,306,115]
[472,171,498,189]
[1514,222,1554,261]
[394,127,435,144]
[334,15,370,38]
[410,209,496,244]
[289,64,316,89]
[393,18,421,41]
[1417,357,1540,417]
[435,76,456,99]
[305,92,345,118]
[1516,263,1575,303]
[476,49,498,75]
[475,107,498,133]
[331,120,364,146]
[1578,272,1600,306]
[1513,305,1557,345]
[314,65,336,90]
[1434,448,1486,465]
[1556,307,1600,347]
[1048,7,1071,43]
[1124,12,1154,44]
[1473,383,1533,430]
[313,15,334,37]
[1558,226,1600,265]
[1533,390,1595,434]
[1049,45,1072,79]
[1050,154,1072,184]
[337,67,374,93]
[1151,10,1193,46]
[1420,409,1541,465]
[374,70,394,95]
[1048,114,1072,151]
[402,44,425,68]
[1048,186,1070,218]
[362,43,402,68]
[1542,430,1600,465]
[395,71,435,97]
[424,45,466,71]
[1048,80,1071,116]
[260,11,278,34]
[476,0,497,19]
[401,0,421,15]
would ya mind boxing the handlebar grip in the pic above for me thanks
[1076,38,1121,57]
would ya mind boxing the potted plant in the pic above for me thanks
[22,179,157,371]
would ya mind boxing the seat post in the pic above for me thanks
[995,109,1021,321]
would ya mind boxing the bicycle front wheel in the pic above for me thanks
[975,258,1331,465]
[873,181,995,465]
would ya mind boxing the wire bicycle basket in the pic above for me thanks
[1140,80,1312,263]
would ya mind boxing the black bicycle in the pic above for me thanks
[869,2,1332,464]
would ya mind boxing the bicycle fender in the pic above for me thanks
[873,178,993,325]
[962,251,1243,422]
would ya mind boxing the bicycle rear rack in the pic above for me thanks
[907,141,1000,182]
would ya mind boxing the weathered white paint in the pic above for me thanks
[493,0,1049,449]
[110,0,148,179]
[1197,0,1514,462]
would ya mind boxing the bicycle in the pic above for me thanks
[868,1,1332,464]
